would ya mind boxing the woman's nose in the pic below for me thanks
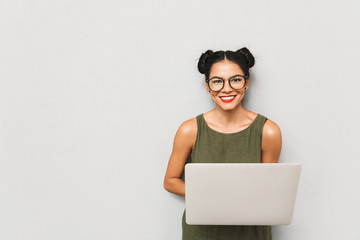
[222,80,232,92]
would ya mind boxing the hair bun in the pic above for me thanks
[236,47,255,68]
[197,50,214,74]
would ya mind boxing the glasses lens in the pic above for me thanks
[230,76,245,89]
[209,78,224,91]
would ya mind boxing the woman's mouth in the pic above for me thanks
[219,95,236,103]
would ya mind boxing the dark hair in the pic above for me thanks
[197,47,255,79]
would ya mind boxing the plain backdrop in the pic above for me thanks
[1,0,359,239]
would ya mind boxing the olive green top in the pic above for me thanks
[182,113,272,240]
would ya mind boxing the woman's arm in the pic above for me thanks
[261,119,282,163]
[163,118,197,198]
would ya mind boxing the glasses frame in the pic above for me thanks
[205,74,249,92]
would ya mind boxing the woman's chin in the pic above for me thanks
[216,100,243,111]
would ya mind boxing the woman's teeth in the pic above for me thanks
[220,96,235,100]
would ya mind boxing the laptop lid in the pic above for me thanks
[184,163,301,225]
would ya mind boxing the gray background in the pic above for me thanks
[1,0,359,239]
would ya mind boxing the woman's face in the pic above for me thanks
[206,60,249,111]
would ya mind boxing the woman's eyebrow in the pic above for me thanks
[210,74,243,79]
[210,76,224,79]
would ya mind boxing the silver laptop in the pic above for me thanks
[184,163,301,225]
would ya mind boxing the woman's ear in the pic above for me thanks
[205,81,210,93]
[244,78,250,90]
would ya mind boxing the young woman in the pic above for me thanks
[163,47,282,240]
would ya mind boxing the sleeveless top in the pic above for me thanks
[181,113,272,240]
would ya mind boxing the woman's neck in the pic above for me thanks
[211,104,250,126]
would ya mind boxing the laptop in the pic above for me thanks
[184,163,301,225]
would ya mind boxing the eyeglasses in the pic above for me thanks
[205,74,248,92]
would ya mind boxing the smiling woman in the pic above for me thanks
[163,47,282,240]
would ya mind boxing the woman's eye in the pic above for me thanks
[212,80,223,84]
[232,78,243,82]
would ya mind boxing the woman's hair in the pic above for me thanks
[197,47,255,79]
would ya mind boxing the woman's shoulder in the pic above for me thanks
[261,115,281,140]
[177,115,198,139]
[250,111,281,138]
[174,116,198,149]
[261,115,282,162]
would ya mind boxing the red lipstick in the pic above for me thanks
[219,95,236,103]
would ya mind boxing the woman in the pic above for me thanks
[163,47,282,240]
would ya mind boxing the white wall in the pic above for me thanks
[1,0,359,239]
